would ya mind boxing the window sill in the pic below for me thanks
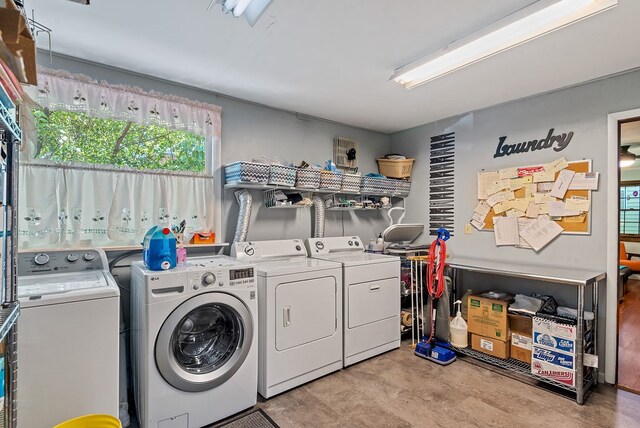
[18,243,229,253]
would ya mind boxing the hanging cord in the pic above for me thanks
[424,228,449,344]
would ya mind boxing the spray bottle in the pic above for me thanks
[449,300,469,348]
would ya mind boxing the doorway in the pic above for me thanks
[617,117,640,393]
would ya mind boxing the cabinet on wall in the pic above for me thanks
[446,257,604,405]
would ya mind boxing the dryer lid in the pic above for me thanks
[310,252,399,266]
[254,257,341,276]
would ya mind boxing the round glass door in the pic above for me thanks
[155,292,253,392]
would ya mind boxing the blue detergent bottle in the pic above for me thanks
[143,225,177,271]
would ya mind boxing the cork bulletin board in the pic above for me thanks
[479,159,592,235]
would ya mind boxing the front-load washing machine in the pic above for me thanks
[233,239,343,398]
[17,249,120,428]
[305,236,401,367]
[131,256,258,428]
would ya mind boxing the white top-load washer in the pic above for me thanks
[131,256,258,428]
[17,249,120,428]
[305,236,401,367]
[233,239,343,399]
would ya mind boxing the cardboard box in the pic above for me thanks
[5,34,36,85]
[531,359,575,387]
[471,334,510,359]
[508,314,533,336]
[532,316,593,355]
[511,333,532,364]
[468,295,510,342]
[532,345,575,370]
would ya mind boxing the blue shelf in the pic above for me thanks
[0,84,21,140]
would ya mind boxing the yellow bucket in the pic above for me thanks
[53,414,121,428]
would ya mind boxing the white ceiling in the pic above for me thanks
[27,0,640,133]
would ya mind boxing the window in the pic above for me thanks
[33,109,207,172]
[620,182,640,238]
[18,69,222,249]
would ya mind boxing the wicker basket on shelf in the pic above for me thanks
[376,158,415,179]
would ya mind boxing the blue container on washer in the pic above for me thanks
[143,226,177,271]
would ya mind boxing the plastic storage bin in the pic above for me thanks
[341,174,362,193]
[394,180,411,196]
[268,164,297,186]
[376,158,415,179]
[295,168,321,188]
[225,161,270,184]
[361,176,396,194]
[319,171,342,190]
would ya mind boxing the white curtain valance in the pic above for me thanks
[33,67,222,140]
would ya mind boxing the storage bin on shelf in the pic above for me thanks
[295,168,321,188]
[319,171,342,190]
[268,164,297,186]
[361,176,396,194]
[225,161,270,184]
[394,179,411,196]
[377,158,415,179]
[341,174,362,193]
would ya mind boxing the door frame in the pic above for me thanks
[606,108,640,384]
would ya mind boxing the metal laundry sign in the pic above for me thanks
[493,128,574,158]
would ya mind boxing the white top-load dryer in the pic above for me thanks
[233,239,343,398]
[305,236,401,367]
[131,256,258,428]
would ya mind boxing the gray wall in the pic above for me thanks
[391,69,640,377]
[41,53,392,246]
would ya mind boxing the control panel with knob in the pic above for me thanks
[34,253,50,266]
[18,249,107,276]
[201,272,216,287]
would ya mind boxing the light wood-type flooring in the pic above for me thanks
[618,279,640,393]
[210,341,640,428]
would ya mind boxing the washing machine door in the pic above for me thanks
[155,292,253,392]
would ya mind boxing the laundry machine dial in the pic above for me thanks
[67,253,79,262]
[315,241,324,250]
[34,253,49,265]
[202,272,216,286]
[83,253,95,261]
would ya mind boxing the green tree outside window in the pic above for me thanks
[33,109,206,172]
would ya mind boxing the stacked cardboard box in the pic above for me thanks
[509,314,533,364]
[530,315,593,387]
[468,294,510,358]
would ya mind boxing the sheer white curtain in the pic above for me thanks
[19,163,215,249]
[18,68,221,249]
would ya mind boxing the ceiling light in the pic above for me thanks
[392,0,618,89]
[621,146,637,168]
[219,0,273,26]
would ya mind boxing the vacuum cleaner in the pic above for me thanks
[414,228,457,365]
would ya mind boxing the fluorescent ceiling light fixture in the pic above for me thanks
[220,0,273,26]
[393,0,618,89]
[620,146,637,168]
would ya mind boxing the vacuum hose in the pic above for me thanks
[312,194,326,238]
[234,190,253,242]
[426,233,447,344]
